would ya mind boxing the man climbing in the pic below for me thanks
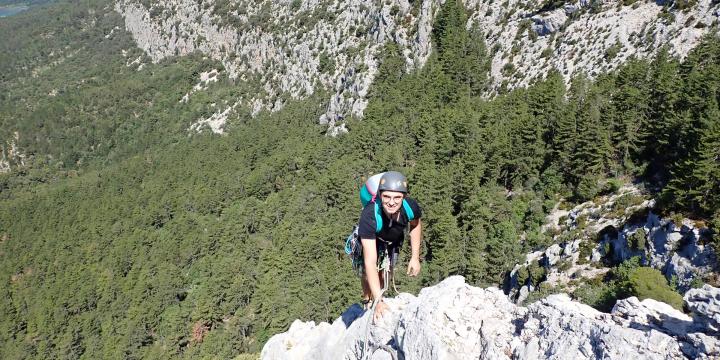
[357,171,423,321]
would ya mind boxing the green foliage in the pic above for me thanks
[601,178,623,195]
[527,260,547,285]
[627,228,647,251]
[573,257,683,311]
[572,275,618,312]
[522,282,562,305]
[1,0,719,358]
[538,0,566,12]
[574,175,600,202]
[621,267,684,309]
[690,276,705,289]
[577,239,594,265]
[605,42,622,61]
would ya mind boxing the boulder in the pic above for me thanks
[531,9,568,36]
[612,296,692,336]
[685,285,720,334]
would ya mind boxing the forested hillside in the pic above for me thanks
[1,0,718,359]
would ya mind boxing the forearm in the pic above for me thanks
[409,219,422,260]
[362,239,383,300]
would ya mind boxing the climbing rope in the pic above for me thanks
[360,248,399,360]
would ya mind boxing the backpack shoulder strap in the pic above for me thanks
[374,202,383,234]
[402,199,415,221]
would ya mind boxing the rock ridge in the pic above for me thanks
[261,276,720,359]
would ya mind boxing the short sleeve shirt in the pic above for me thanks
[357,197,422,247]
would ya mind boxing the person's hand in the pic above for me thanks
[373,300,390,323]
[407,257,421,276]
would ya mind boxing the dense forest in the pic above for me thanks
[1,0,718,358]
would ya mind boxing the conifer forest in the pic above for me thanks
[0,0,718,358]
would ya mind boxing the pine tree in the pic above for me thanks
[564,75,614,182]
[644,48,682,181]
[510,91,546,186]
[663,37,720,215]
[611,59,650,173]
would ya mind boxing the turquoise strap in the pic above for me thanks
[374,202,383,234]
[374,200,414,234]
[402,199,415,221]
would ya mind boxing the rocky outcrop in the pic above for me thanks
[113,0,720,132]
[685,285,720,335]
[0,132,25,174]
[509,184,718,301]
[261,276,720,359]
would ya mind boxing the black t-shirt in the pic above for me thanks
[358,197,422,247]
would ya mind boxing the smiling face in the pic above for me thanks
[380,190,405,216]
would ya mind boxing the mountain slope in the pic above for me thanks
[114,0,720,131]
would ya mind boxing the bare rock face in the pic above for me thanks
[261,276,720,359]
[685,284,720,335]
[114,0,442,134]
[612,296,693,336]
[509,184,718,302]
[113,0,720,132]
[531,8,567,36]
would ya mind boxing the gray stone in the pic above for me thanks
[545,243,562,266]
[681,333,720,359]
[612,296,692,336]
[262,277,718,360]
[564,4,580,15]
[685,285,720,334]
[516,284,534,305]
[531,9,568,36]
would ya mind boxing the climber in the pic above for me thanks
[356,171,423,321]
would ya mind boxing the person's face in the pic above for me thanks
[380,190,404,215]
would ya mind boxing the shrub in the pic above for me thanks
[528,260,547,285]
[556,259,572,272]
[538,0,567,12]
[602,242,613,263]
[618,265,684,310]
[576,214,588,230]
[575,176,600,202]
[541,47,553,58]
[668,212,685,228]
[578,240,594,264]
[601,178,623,195]
[627,228,647,251]
[517,266,530,286]
[522,282,561,305]
[605,42,622,61]
[690,276,705,289]
[573,275,617,312]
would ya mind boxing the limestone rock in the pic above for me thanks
[262,277,720,359]
[531,9,567,36]
[685,285,720,334]
[612,296,693,336]
[112,0,720,132]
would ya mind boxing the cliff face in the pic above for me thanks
[114,0,720,132]
[114,0,437,134]
[261,276,720,359]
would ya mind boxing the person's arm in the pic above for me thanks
[362,237,390,321]
[361,238,382,300]
[407,219,422,276]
